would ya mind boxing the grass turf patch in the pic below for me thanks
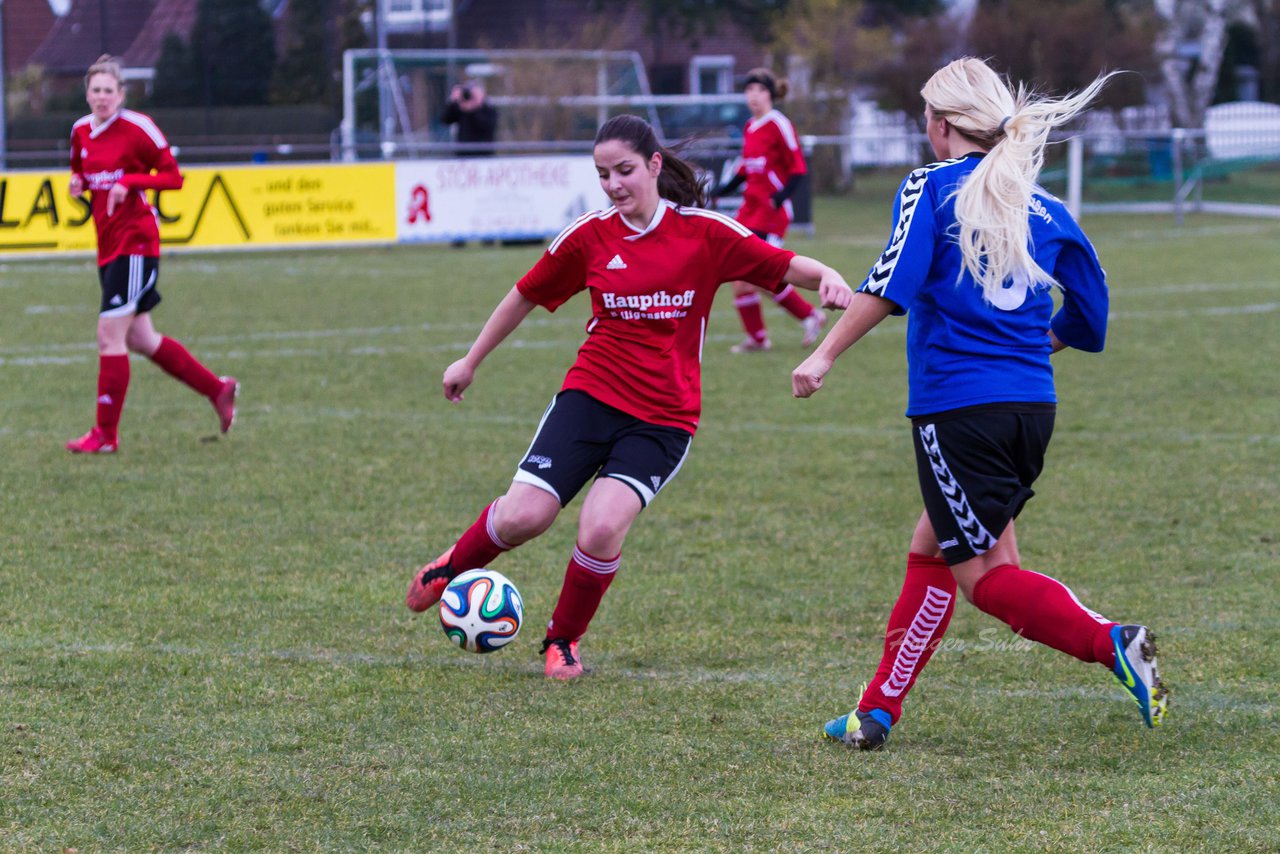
[2,198,1277,850]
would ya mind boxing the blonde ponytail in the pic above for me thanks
[922,58,1117,302]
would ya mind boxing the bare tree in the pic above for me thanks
[1256,0,1280,102]
[1154,0,1257,126]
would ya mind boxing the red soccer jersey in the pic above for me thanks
[69,109,183,266]
[517,201,796,433]
[734,109,807,238]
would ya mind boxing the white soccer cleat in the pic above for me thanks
[801,311,827,346]
[729,336,772,354]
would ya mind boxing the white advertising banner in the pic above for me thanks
[395,155,602,243]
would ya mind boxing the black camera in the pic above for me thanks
[460,86,472,100]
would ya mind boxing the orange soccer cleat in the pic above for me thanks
[406,546,456,612]
[541,637,584,680]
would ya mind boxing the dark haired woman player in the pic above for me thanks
[406,114,854,679]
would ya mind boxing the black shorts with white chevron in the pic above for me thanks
[911,402,1056,566]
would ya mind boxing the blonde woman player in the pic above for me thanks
[66,55,237,454]
[793,58,1169,749]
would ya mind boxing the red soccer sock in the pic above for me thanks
[545,545,619,642]
[449,501,514,572]
[95,354,131,440]
[734,292,769,344]
[773,284,817,321]
[149,336,224,399]
[858,553,957,723]
[972,564,1117,666]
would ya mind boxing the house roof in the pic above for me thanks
[28,0,156,74]
[3,0,58,74]
[122,0,198,69]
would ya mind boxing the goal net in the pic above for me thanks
[340,48,748,160]
[1042,103,1280,222]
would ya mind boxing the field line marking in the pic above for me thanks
[2,638,1272,713]
[83,402,1261,443]
[1110,302,1280,319]
[1118,280,1279,295]
[1099,222,1280,241]
[4,281,1279,358]
[2,300,1277,368]
[0,314,581,357]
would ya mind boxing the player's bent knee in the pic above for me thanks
[576,531,629,558]
[125,332,159,355]
[575,508,639,556]
[97,326,130,354]
[493,494,559,545]
[950,564,986,603]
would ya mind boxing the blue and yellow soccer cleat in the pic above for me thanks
[1110,624,1170,728]
[823,708,893,750]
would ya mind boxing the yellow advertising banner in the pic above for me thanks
[0,162,397,257]
[0,170,96,254]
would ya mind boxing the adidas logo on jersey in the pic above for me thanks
[606,254,627,270]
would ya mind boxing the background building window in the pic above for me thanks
[385,0,452,30]
[690,56,734,95]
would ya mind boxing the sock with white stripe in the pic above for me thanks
[449,501,513,572]
[149,337,223,399]
[733,291,769,344]
[972,564,1117,666]
[772,283,817,320]
[858,553,957,724]
[545,544,619,642]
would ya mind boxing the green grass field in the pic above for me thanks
[2,195,1278,851]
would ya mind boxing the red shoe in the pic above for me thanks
[406,546,456,612]
[542,637,584,680]
[212,376,239,433]
[66,427,117,454]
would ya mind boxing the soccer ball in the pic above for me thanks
[439,569,524,653]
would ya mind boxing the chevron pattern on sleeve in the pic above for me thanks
[863,158,959,299]
[918,423,997,554]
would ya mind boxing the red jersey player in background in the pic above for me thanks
[715,68,826,353]
[65,55,237,454]
[405,114,854,679]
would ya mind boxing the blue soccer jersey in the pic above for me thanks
[859,153,1108,416]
